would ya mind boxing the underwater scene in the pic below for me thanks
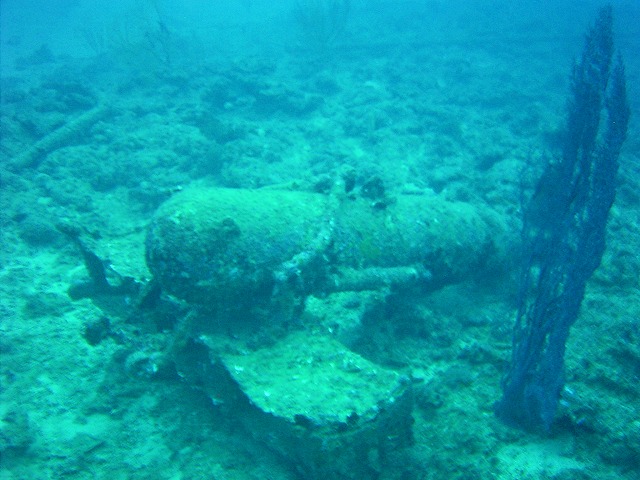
[1,0,639,478]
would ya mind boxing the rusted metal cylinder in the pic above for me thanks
[146,187,509,311]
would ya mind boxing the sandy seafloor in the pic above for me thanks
[1,1,639,479]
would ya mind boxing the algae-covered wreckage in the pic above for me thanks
[1,2,638,479]
[142,182,510,478]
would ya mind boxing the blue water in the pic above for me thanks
[1,1,638,479]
